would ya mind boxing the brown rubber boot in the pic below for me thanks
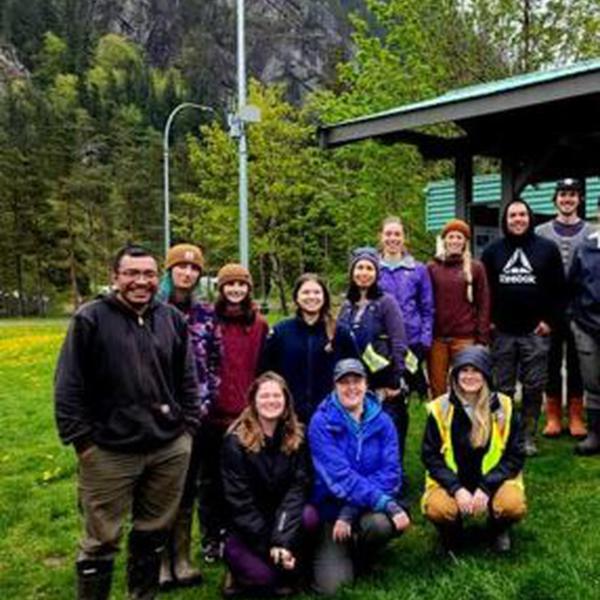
[542,395,562,437]
[568,396,587,439]
[172,509,203,587]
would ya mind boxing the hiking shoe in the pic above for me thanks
[202,539,223,563]
[492,531,511,553]
[523,436,538,457]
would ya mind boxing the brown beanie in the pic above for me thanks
[165,244,205,271]
[441,219,471,240]
[217,263,253,289]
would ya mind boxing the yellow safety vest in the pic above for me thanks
[422,393,523,510]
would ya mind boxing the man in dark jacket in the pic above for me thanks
[482,199,565,457]
[568,214,600,455]
[55,245,201,600]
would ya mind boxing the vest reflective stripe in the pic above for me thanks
[429,392,512,472]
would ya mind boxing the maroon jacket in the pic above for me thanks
[428,256,490,344]
[211,309,268,428]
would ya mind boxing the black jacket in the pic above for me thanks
[569,231,600,337]
[54,294,201,452]
[421,391,525,496]
[221,427,311,555]
[260,316,356,423]
[481,231,565,335]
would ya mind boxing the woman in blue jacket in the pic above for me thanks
[261,273,355,423]
[308,359,410,595]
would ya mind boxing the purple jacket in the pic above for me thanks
[174,300,221,413]
[336,292,407,389]
[379,254,434,350]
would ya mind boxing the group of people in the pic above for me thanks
[54,178,600,599]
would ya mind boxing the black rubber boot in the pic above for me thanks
[487,518,512,553]
[127,529,167,600]
[435,521,462,556]
[76,559,113,600]
[575,409,600,455]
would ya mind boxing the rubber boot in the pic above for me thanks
[127,529,166,600]
[159,550,175,591]
[487,518,512,553]
[542,395,562,437]
[172,508,203,587]
[575,409,600,455]
[522,392,542,457]
[567,396,587,439]
[435,521,462,556]
[76,559,113,600]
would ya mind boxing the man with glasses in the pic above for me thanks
[55,245,201,599]
[536,179,591,439]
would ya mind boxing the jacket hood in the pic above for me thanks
[317,390,383,432]
[501,199,535,242]
[104,291,161,319]
[450,345,493,386]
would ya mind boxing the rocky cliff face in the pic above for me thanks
[90,0,359,102]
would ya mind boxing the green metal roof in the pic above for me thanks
[326,58,600,130]
[426,176,600,231]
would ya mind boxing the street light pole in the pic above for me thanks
[163,102,214,257]
[237,0,249,268]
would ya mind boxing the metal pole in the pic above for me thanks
[163,103,215,257]
[237,0,249,268]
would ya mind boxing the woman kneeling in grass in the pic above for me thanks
[308,359,410,595]
[221,372,316,596]
[421,346,526,553]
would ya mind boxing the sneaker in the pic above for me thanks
[202,539,223,564]
[492,531,511,553]
[524,436,538,457]
[222,570,242,598]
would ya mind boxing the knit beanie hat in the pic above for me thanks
[165,244,204,271]
[441,219,471,240]
[349,246,380,275]
[217,263,253,289]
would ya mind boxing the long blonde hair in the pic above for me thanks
[435,235,474,303]
[454,379,491,448]
[229,372,304,454]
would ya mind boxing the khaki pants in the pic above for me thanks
[422,481,527,525]
[428,337,475,398]
[77,433,192,559]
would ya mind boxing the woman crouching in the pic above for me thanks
[421,346,527,553]
[221,372,316,595]
[308,359,410,595]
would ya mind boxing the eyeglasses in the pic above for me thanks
[118,269,158,280]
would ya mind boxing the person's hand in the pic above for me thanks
[332,519,352,542]
[391,510,411,532]
[534,321,551,336]
[471,488,490,517]
[270,547,295,570]
[454,487,473,516]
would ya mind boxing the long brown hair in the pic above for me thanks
[292,273,336,346]
[229,371,304,454]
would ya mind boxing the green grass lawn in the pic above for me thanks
[1,319,600,599]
